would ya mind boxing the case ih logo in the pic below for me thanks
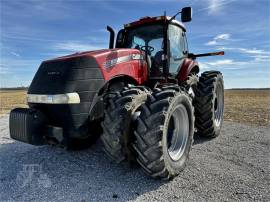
[47,71,60,75]
[103,54,144,69]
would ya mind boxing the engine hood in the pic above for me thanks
[29,48,146,95]
[46,48,143,63]
[45,48,146,81]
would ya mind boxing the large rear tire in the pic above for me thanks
[101,86,148,163]
[194,71,224,138]
[133,86,195,179]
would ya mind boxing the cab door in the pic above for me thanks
[168,24,188,75]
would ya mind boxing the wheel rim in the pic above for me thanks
[167,104,189,161]
[214,83,224,127]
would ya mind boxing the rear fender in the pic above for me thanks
[97,74,139,96]
[178,58,199,81]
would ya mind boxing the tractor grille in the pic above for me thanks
[28,56,105,130]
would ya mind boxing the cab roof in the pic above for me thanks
[124,16,186,31]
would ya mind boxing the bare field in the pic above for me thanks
[224,89,270,126]
[0,90,27,116]
[0,89,269,126]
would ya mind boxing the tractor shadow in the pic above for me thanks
[193,134,213,145]
[0,139,164,201]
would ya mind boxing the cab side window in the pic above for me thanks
[168,25,186,73]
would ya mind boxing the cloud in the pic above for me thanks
[53,41,106,52]
[206,33,231,46]
[203,43,270,66]
[239,48,270,55]
[199,55,270,71]
[206,40,217,46]
[0,57,44,87]
[208,0,221,14]
[252,55,270,62]
[1,0,73,20]
[3,34,64,42]
[215,34,231,40]
[218,46,270,61]
[0,64,12,75]
[10,52,20,57]
[206,59,248,66]
[198,0,236,15]
[0,58,40,72]
[198,58,267,70]
[207,59,234,66]
[198,62,211,70]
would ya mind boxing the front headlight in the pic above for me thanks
[27,93,80,104]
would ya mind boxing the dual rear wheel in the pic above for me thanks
[101,86,194,179]
[133,87,194,179]
[101,71,224,179]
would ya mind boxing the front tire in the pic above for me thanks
[133,86,195,179]
[101,86,148,163]
[194,71,224,138]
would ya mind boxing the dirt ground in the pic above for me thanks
[224,90,270,126]
[0,89,269,126]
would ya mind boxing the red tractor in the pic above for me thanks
[9,7,224,179]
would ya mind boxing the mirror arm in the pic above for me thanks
[168,11,182,23]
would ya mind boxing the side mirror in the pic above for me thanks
[181,7,192,22]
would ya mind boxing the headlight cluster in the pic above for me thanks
[27,93,80,104]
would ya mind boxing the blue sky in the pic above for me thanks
[0,0,269,88]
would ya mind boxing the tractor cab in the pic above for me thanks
[108,7,192,78]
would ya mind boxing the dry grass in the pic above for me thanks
[0,90,27,116]
[0,89,269,126]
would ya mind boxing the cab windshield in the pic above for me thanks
[125,24,165,76]
[125,24,164,57]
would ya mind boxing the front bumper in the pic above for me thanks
[9,108,65,145]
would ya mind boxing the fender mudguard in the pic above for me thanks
[178,58,199,81]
